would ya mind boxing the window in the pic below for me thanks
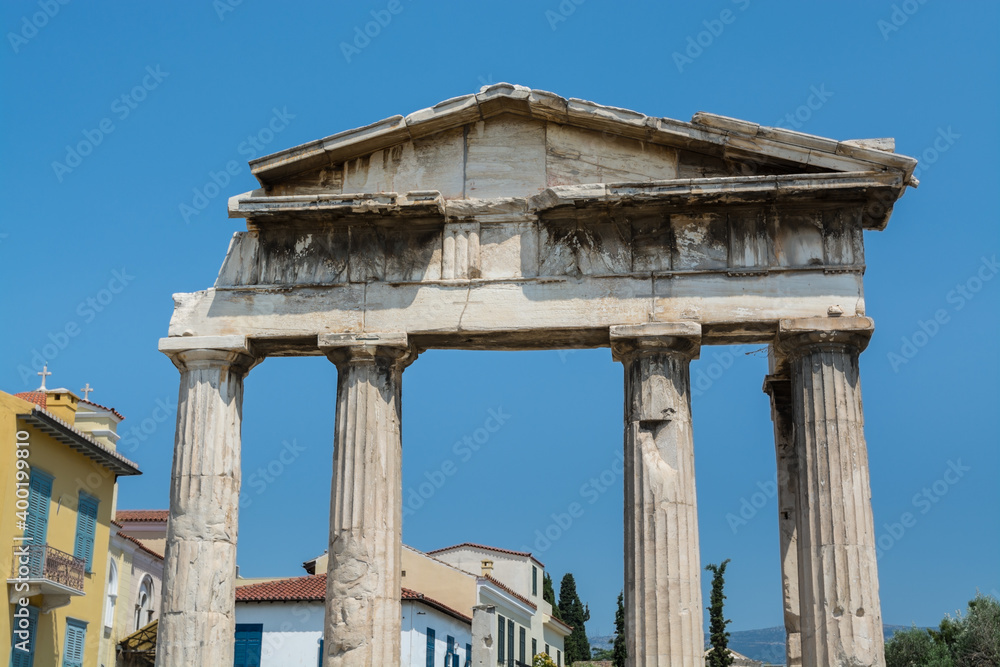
[104,559,118,628]
[24,469,53,576]
[544,643,550,656]
[446,635,459,667]
[62,619,87,667]
[519,627,526,664]
[497,615,505,663]
[532,638,537,660]
[506,620,514,667]
[317,637,323,667]
[532,566,538,596]
[426,628,435,667]
[465,643,472,667]
[9,605,39,667]
[234,623,262,667]
[134,576,154,630]
[73,491,99,572]
[557,649,561,666]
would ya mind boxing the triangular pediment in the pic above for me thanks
[245,84,916,203]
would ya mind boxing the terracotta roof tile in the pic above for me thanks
[79,398,124,420]
[426,542,544,567]
[116,510,170,523]
[234,576,472,624]
[14,392,46,409]
[115,530,164,560]
[236,574,327,602]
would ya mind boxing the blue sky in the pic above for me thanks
[2,0,997,637]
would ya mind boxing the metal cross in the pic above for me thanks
[37,364,51,391]
[81,383,94,400]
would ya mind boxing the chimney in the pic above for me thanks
[44,389,80,424]
[481,559,494,577]
[74,398,124,449]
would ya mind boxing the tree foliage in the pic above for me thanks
[613,590,627,667]
[558,573,591,662]
[532,653,557,667]
[543,572,560,620]
[884,593,1000,667]
[705,558,734,667]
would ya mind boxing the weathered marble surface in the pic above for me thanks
[612,323,704,667]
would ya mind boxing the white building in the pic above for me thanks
[232,542,569,666]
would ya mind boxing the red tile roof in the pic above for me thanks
[14,392,46,409]
[115,530,164,560]
[426,542,544,567]
[233,576,472,624]
[116,510,170,523]
[79,398,125,420]
[479,574,537,611]
[236,574,327,602]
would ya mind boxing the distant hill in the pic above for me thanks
[589,625,921,665]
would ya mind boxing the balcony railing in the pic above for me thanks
[10,544,85,593]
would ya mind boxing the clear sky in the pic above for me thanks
[2,0,997,638]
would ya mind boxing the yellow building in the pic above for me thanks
[2,377,140,667]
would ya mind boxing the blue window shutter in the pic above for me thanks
[317,637,323,667]
[425,628,435,667]
[73,492,99,572]
[10,605,39,667]
[25,470,53,572]
[465,643,472,667]
[506,620,514,667]
[234,624,262,667]
[61,619,87,667]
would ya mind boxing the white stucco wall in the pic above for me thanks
[235,601,325,667]
[401,600,472,667]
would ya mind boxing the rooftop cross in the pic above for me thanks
[37,364,51,391]
[81,383,94,400]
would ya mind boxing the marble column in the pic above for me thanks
[763,371,802,667]
[156,336,258,667]
[611,323,704,667]
[776,317,885,667]
[319,333,416,666]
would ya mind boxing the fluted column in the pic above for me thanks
[156,336,259,667]
[320,332,416,666]
[776,317,885,667]
[611,323,704,667]
[763,372,802,667]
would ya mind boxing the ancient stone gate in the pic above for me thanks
[156,84,916,667]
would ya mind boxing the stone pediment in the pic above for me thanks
[232,83,916,230]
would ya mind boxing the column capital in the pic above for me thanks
[762,374,792,400]
[609,322,701,362]
[775,316,874,359]
[158,335,260,374]
[319,332,418,369]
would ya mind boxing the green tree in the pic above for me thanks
[532,653,557,667]
[543,572,560,620]
[558,573,591,662]
[613,590,627,667]
[885,627,953,667]
[705,559,733,667]
[590,647,614,660]
[884,593,1000,667]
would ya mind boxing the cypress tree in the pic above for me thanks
[543,572,560,620]
[558,573,591,662]
[612,590,627,667]
[705,558,734,667]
